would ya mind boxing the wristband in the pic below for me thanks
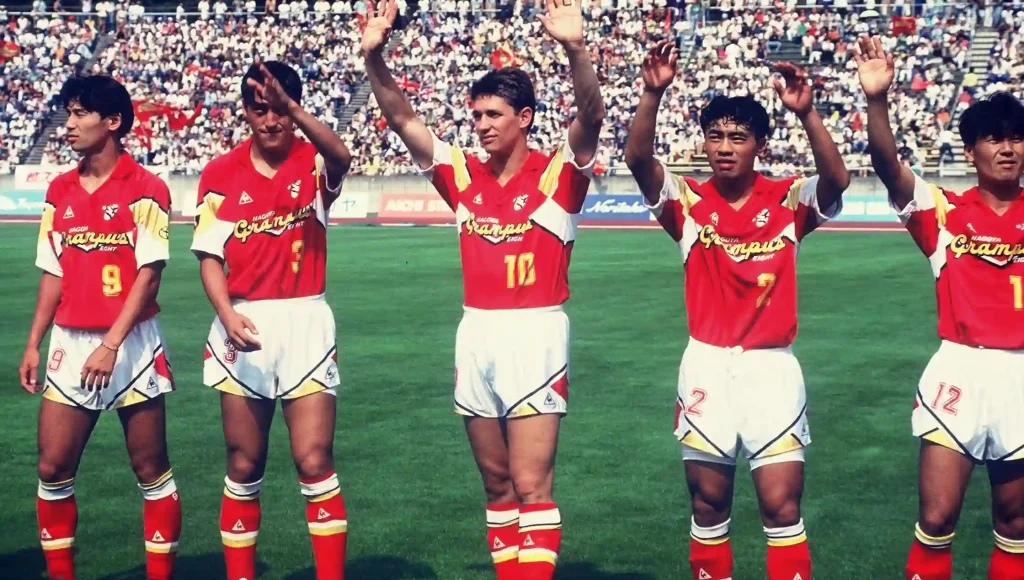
[100,342,119,353]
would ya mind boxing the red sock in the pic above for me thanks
[906,524,954,580]
[487,502,520,579]
[38,478,78,580]
[140,470,181,580]
[300,472,347,580]
[220,477,263,580]
[765,520,812,580]
[990,532,1024,580]
[689,517,732,580]
[518,503,561,580]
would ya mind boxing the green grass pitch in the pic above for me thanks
[0,224,1001,579]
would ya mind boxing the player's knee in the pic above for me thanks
[757,487,801,529]
[129,452,171,485]
[691,493,731,527]
[919,509,959,539]
[511,471,554,504]
[994,513,1024,540]
[293,449,334,482]
[481,472,514,504]
[37,458,76,484]
[226,452,267,483]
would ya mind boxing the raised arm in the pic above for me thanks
[624,41,676,205]
[854,35,916,209]
[538,0,605,165]
[773,62,850,209]
[361,0,434,170]
[247,62,353,193]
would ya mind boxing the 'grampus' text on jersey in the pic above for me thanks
[233,200,316,243]
[464,213,533,243]
[698,225,787,262]
[950,234,1024,262]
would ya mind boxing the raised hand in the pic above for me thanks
[362,0,398,55]
[853,35,895,99]
[641,40,678,93]
[246,61,296,115]
[538,0,584,48]
[772,62,813,117]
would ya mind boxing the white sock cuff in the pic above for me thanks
[519,506,561,529]
[486,506,520,527]
[38,478,75,501]
[995,530,1024,554]
[224,476,263,500]
[764,519,806,539]
[299,472,340,499]
[691,517,731,541]
[139,470,177,500]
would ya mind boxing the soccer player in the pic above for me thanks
[855,35,1024,580]
[361,0,604,577]
[19,74,180,580]
[624,41,851,580]
[191,60,352,580]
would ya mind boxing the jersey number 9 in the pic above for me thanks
[102,265,122,297]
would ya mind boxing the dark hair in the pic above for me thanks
[958,92,1024,147]
[241,61,302,107]
[58,74,134,139]
[470,68,537,121]
[699,95,772,141]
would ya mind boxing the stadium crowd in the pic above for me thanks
[0,2,1018,176]
[0,14,97,174]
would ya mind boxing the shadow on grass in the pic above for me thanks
[0,548,46,580]
[94,552,268,579]
[556,562,658,580]
[284,556,437,580]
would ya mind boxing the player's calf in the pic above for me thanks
[990,493,1024,580]
[685,454,735,580]
[299,471,347,580]
[138,469,181,580]
[37,478,77,580]
[753,459,810,580]
[221,477,263,580]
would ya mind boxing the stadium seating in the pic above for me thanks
[0,3,1011,176]
[0,14,98,174]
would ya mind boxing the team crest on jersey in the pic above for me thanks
[288,180,301,198]
[710,212,719,226]
[513,194,529,211]
[698,225,787,262]
[473,193,483,205]
[61,227,133,252]
[102,204,119,220]
[949,234,1024,266]
[463,213,532,244]
[232,200,316,243]
[755,208,770,227]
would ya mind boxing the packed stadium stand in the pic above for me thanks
[1,1,1021,176]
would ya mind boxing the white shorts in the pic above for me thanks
[203,294,339,400]
[42,318,175,411]
[674,338,810,466]
[914,340,1024,462]
[454,305,569,419]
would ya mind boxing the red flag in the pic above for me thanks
[167,103,203,131]
[0,41,19,63]
[491,47,519,70]
[396,75,420,93]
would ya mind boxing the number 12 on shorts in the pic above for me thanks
[931,382,961,416]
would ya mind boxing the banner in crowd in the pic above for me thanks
[580,195,657,222]
[14,165,170,191]
[133,100,204,149]
[379,193,455,220]
[0,41,18,63]
[0,190,46,215]
[329,194,370,219]
[832,194,900,222]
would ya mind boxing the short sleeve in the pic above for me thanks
[35,186,62,276]
[783,175,839,240]
[542,133,596,214]
[641,160,687,242]
[315,152,345,200]
[420,133,471,210]
[892,173,950,257]
[131,178,171,268]
[190,171,232,260]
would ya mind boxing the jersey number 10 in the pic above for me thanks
[504,253,536,289]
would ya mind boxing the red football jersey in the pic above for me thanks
[898,175,1024,349]
[426,134,593,309]
[651,162,837,349]
[35,153,171,330]
[191,138,342,301]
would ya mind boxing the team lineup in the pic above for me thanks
[14,0,1024,579]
